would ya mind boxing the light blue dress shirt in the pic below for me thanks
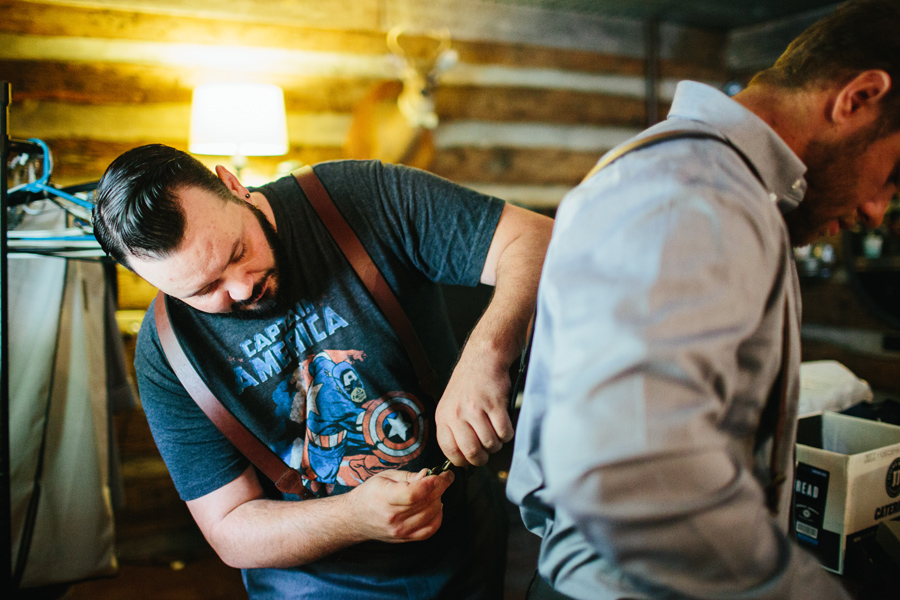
[507,81,850,600]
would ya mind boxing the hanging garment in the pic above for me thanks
[9,205,131,587]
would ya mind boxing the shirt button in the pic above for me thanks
[769,192,778,203]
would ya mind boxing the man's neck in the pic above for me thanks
[733,83,823,163]
[246,191,277,232]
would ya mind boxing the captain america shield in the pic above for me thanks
[361,392,427,463]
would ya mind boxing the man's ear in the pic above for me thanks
[831,70,892,127]
[215,164,250,200]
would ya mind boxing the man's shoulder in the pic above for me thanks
[589,126,759,196]
[261,160,388,209]
[135,297,160,352]
[312,159,385,183]
[134,295,230,360]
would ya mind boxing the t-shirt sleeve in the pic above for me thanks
[318,160,505,287]
[134,301,249,501]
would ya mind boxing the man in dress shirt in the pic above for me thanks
[507,1,900,599]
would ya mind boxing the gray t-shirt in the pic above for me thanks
[135,160,504,503]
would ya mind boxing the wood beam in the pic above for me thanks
[13,0,381,34]
[0,0,385,54]
[430,147,600,186]
[0,60,379,112]
[435,86,669,127]
[19,0,727,66]
[2,60,669,127]
[3,0,726,76]
[9,100,643,149]
[30,137,593,204]
[4,65,675,130]
[0,33,722,102]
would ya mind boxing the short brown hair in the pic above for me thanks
[751,0,900,132]
[93,144,236,268]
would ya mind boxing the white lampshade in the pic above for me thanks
[189,83,289,157]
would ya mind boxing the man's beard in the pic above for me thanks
[229,202,290,320]
[783,124,879,247]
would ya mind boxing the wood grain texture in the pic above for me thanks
[2,59,673,126]
[1,0,727,204]
[2,0,727,76]
[435,86,669,126]
[430,146,601,186]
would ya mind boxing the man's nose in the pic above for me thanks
[225,271,255,302]
[859,192,892,229]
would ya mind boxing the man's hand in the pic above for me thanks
[188,465,454,568]
[435,349,515,467]
[344,468,454,543]
[434,203,551,467]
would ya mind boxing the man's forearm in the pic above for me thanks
[435,207,552,465]
[471,205,553,372]
[188,466,452,570]
[460,275,537,380]
[205,493,362,569]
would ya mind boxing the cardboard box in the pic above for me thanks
[792,412,900,575]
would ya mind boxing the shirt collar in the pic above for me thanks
[666,81,807,213]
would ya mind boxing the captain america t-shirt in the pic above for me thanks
[135,159,504,502]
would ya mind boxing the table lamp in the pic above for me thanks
[189,83,289,178]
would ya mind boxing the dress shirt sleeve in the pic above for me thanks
[538,154,850,599]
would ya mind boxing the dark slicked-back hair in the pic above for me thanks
[751,0,900,133]
[93,144,235,269]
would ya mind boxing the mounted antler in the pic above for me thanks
[387,25,457,130]
[343,26,457,168]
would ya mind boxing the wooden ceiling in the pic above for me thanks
[487,0,841,30]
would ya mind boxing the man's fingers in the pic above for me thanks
[390,501,445,543]
[352,470,453,544]
[489,408,515,444]
[385,474,450,541]
[414,470,454,502]
[437,423,466,466]
[447,421,490,466]
[469,410,510,454]
[406,503,445,541]
[383,468,453,506]
[445,410,514,465]
[377,469,417,483]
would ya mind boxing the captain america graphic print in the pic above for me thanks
[284,350,428,495]
[229,297,431,497]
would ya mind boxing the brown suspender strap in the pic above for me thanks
[582,129,790,515]
[152,165,443,499]
[581,129,764,185]
[292,165,441,399]
[154,292,314,499]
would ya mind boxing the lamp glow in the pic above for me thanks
[189,83,289,172]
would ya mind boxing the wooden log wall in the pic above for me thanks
[0,2,730,558]
[1,0,730,212]
[10,0,896,566]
